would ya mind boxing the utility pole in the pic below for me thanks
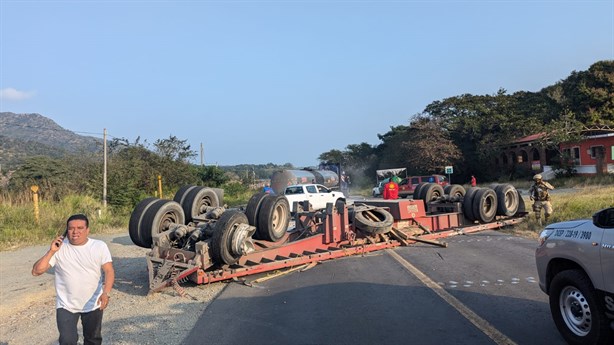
[103,128,107,208]
[200,142,204,166]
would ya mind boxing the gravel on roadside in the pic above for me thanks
[0,232,227,345]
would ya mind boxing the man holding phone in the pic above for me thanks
[32,214,115,345]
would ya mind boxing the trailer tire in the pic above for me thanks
[420,184,444,203]
[173,185,198,214]
[494,183,519,216]
[256,195,290,242]
[128,197,159,248]
[182,187,220,223]
[462,187,479,222]
[472,188,497,223]
[413,183,428,200]
[245,192,268,226]
[354,208,393,235]
[140,200,185,248]
[444,184,466,198]
[211,210,249,266]
[515,189,527,215]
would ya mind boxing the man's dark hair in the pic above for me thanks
[66,214,89,228]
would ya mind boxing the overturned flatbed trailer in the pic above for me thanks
[128,183,527,294]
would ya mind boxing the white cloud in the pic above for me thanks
[0,88,35,101]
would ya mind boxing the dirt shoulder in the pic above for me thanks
[0,231,227,345]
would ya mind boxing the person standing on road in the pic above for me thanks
[263,184,274,194]
[470,175,477,187]
[383,176,400,200]
[32,214,115,345]
[528,174,555,225]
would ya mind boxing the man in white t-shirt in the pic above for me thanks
[32,214,115,345]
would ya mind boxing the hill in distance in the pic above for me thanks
[0,112,103,171]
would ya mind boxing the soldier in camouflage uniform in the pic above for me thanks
[528,174,555,225]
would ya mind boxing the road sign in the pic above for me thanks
[444,166,453,174]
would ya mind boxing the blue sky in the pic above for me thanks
[1,0,612,167]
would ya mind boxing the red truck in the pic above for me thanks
[398,174,448,198]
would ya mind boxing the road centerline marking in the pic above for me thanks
[386,249,517,345]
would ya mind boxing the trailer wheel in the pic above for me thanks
[494,184,519,216]
[211,210,249,266]
[472,188,497,223]
[413,183,428,200]
[182,186,220,223]
[128,197,159,248]
[173,185,198,216]
[462,187,479,222]
[515,189,527,215]
[354,208,393,235]
[256,195,290,241]
[420,184,444,203]
[444,184,466,198]
[245,192,268,227]
[140,200,185,248]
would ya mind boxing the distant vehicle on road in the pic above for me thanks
[372,180,388,197]
[372,168,407,198]
[535,207,614,345]
[398,174,448,198]
[283,184,346,212]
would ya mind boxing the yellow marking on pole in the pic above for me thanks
[158,175,163,199]
[386,249,517,345]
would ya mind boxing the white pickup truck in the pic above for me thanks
[535,207,614,344]
[283,184,346,212]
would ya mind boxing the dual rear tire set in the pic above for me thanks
[129,185,220,248]
[462,184,521,223]
[412,183,466,203]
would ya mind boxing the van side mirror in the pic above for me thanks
[593,207,614,228]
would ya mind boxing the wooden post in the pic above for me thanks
[31,185,40,224]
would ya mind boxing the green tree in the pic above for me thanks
[153,135,197,162]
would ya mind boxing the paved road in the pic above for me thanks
[182,231,565,344]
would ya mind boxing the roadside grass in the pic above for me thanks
[0,195,130,251]
[512,185,614,236]
[0,184,256,251]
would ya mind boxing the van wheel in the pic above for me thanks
[549,269,613,345]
